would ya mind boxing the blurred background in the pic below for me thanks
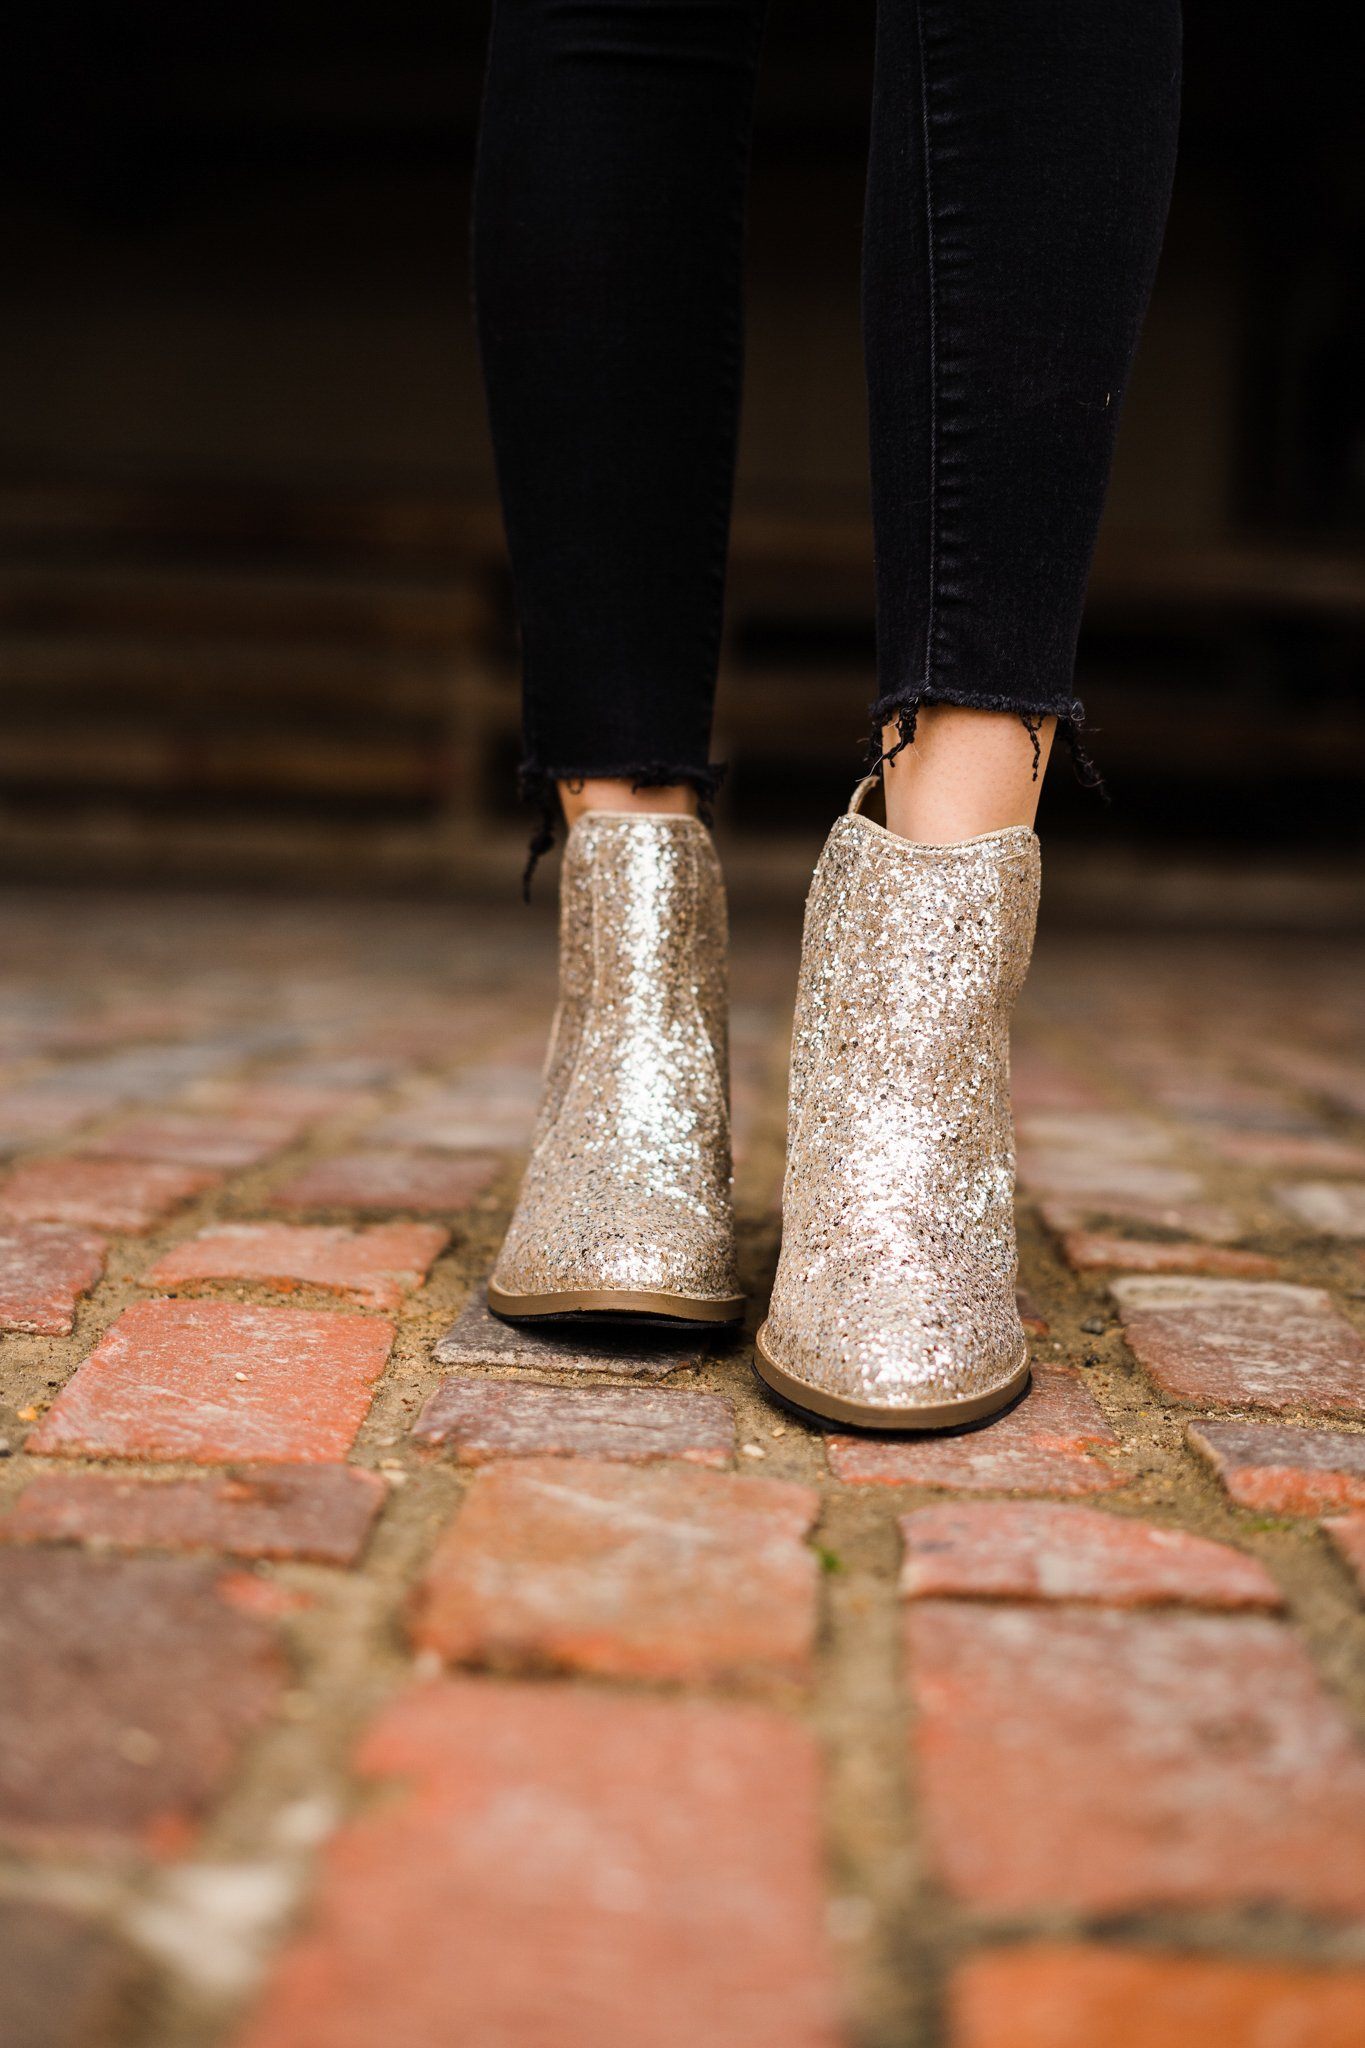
[1,0,1361,924]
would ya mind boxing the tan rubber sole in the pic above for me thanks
[487,1280,745,1326]
[753,1322,1031,1431]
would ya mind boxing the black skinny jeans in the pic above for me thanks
[473,1,1181,859]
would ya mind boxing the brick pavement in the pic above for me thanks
[0,897,1363,2046]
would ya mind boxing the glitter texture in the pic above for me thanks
[491,813,741,1308]
[761,801,1040,1419]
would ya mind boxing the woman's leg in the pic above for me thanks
[882,705,1056,840]
[760,1,1182,1430]
[865,0,1182,837]
[474,1,762,1325]
[472,0,768,860]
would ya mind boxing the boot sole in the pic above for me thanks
[487,1281,746,1328]
[753,1323,1031,1431]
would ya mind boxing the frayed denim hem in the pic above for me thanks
[867,688,1106,794]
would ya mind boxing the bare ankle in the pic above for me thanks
[559,778,700,828]
[880,705,1054,842]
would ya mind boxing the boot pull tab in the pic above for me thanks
[847,772,884,818]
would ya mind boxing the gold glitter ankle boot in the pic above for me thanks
[488,811,744,1327]
[755,778,1039,1428]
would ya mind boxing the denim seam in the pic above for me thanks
[696,2,770,742]
[913,0,940,701]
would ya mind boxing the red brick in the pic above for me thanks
[828,1368,1123,1495]
[1188,1419,1365,1515]
[0,1084,116,1145]
[145,1221,448,1310]
[369,1068,540,1151]
[342,1014,503,1061]
[0,1550,283,1856]
[1150,1073,1310,1127]
[1111,1278,1365,1416]
[412,1458,819,1686]
[1324,1512,1365,1595]
[1018,1151,1203,1206]
[1204,1128,1365,1173]
[0,1157,219,1233]
[271,1150,501,1214]
[1010,1047,1111,1113]
[264,1054,405,1091]
[0,1221,106,1333]
[1040,1194,1242,1243]
[950,1946,1365,2048]
[0,1464,386,1565]
[413,1380,734,1466]
[238,1679,841,2048]
[28,1299,393,1464]
[84,1112,302,1170]
[909,1603,1365,1915]
[434,1283,700,1379]
[1016,1112,1177,1160]
[900,1502,1281,1609]
[190,1080,377,1126]
[1,1901,136,2048]
[1061,1232,1279,1279]
[1104,1049,1275,1115]
[1276,1181,1365,1238]
[217,1570,314,1620]
[1259,1045,1365,1120]
[1015,1289,1049,1337]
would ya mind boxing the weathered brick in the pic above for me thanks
[1188,1419,1365,1515]
[1016,1112,1178,1160]
[1026,1152,1243,1246]
[1010,1046,1111,1113]
[1040,1193,1242,1244]
[238,1679,841,2048]
[1148,1072,1312,1129]
[413,1380,734,1467]
[1204,1128,1365,1173]
[0,1087,107,1152]
[146,1221,448,1310]
[900,1501,1281,1609]
[1,1901,136,2048]
[434,1283,699,1380]
[29,1299,394,1464]
[190,1080,377,1126]
[412,1458,819,1686]
[1015,1289,1049,1337]
[264,1055,404,1091]
[1276,1181,1365,1238]
[0,1464,386,1565]
[84,1112,302,1170]
[217,1568,314,1620]
[1111,1277,1365,1416]
[1259,1045,1365,1120]
[950,1946,1365,2048]
[0,1221,106,1333]
[368,1070,539,1152]
[909,1603,1365,1915]
[1060,1231,1279,1279]
[1324,1513,1365,1596]
[0,1157,219,1233]
[0,1551,283,1856]
[346,1014,507,1061]
[271,1150,501,1214]
[828,1368,1123,1495]
[1019,1153,1205,1207]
